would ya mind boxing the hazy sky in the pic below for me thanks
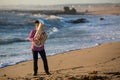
[0,0,120,5]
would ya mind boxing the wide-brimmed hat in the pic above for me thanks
[35,18,47,25]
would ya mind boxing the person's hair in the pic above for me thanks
[35,20,39,24]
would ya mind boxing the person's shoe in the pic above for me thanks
[46,72,51,75]
[33,73,37,76]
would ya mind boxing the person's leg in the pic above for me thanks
[32,50,38,75]
[39,49,50,74]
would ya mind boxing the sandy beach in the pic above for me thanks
[86,6,120,15]
[0,42,120,80]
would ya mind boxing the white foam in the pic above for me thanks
[47,27,58,35]
[46,15,63,20]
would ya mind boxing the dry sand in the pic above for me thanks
[77,6,120,15]
[0,42,120,80]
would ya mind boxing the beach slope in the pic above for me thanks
[0,42,120,80]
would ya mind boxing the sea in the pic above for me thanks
[0,5,120,68]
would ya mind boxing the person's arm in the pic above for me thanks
[29,30,35,42]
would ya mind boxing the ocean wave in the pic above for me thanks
[0,20,24,26]
[47,27,59,35]
[46,15,63,20]
[0,54,7,57]
[0,19,33,30]
[0,22,31,30]
[0,59,28,68]
[0,38,28,45]
[0,54,19,57]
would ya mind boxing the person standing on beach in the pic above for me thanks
[29,18,50,76]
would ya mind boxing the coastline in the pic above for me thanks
[0,4,120,15]
[0,4,120,79]
[0,41,120,80]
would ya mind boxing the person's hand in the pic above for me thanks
[38,23,42,27]
[34,37,39,41]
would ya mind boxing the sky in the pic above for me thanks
[0,0,120,6]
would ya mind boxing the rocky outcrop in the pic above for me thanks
[100,18,105,20]
[66,18,88,24]
[64,6,77,14]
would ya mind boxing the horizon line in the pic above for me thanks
[0,2,120,6]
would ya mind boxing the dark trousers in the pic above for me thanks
[32,49,49,74]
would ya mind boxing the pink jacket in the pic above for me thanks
[29,30,44,51]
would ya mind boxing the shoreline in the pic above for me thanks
[0,42,103,69]
[0,41,120,80]
[0,42,99,69]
